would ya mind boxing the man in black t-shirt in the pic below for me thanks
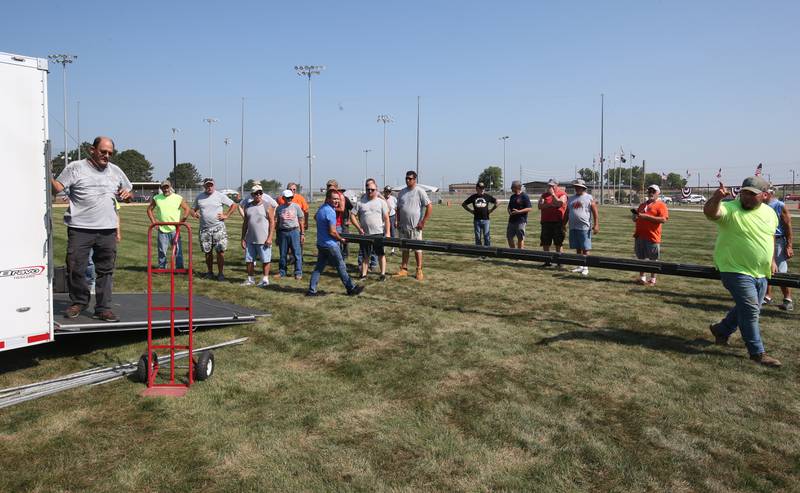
[462,182,498,246]
[507,180,533,249]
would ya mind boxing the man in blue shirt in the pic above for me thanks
[307,189,364,296]
[764,188,794,310]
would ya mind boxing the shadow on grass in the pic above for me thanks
[536,327,740,359]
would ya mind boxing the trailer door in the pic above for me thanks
[0,52,52,351]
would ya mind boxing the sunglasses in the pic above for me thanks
[253,191,263,195]
[405,176,415,180]
[366,188,376,192]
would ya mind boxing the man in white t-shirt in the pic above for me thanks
[395,170,432,280]
[350,178,391,281]
[191,177,238,281]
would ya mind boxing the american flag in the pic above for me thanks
[715,168,722,180]
[686,169,692,179]
[755,163,763,176]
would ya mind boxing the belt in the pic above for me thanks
[280,227,299,231]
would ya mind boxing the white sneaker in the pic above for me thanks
[257,279,269,288]
[581,267,589,276]
[242,278,255,286]
[89,283,96,295]
[570,266,584,273]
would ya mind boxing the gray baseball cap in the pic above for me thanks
[740,176,769,194]
[571,179,588,189]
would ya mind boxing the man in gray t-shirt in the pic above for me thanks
[50,136,132,322]
[565,179,600,276]
[350,179,391,280]
[395,171,433,280]
[240,184,275,287]
[191,177,238,281]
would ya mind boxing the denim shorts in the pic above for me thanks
[774,236,789,273]
[245,243,272,263]
[506,221,526,240]
[568,229,592,250]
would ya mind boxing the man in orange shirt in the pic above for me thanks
[632,184,669,284]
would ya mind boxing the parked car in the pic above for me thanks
[680,194,706,204]
[783,194,800,201]
[661,196,673,204]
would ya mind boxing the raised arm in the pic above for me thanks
[704,183,729,220]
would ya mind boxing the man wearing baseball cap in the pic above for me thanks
[191,177,238,281]
[631,184,669,284]
[538,179,567,266]
[565,179,599,276]
[147,179,191,269]
[275,188,305,280]
[705,176,781,367]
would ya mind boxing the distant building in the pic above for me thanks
[449,182,476,193]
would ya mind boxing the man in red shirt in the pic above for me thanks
[538,179,567,267]
[632,184,669,284]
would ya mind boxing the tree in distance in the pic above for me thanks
[168,163,202,188]
[478,166,503,192]
[113,149,153,182]
[50,142,93,176]
[243,179,282,194]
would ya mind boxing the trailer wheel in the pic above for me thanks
[194,351,215,381]
[136,352,158,383]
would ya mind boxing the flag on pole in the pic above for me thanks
[661,172,667,183]
[755,163,763,176]
[715,168,722,180]
[686,169,692,179]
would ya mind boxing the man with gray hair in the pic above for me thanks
[50,136,132,322]
[507,180,532,249]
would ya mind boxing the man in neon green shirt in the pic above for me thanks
[704,176,781,367]
[147,180,191,269]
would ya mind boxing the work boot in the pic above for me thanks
[709,323,729,346]
[92,310,120,323]
[64,304,84,319]
[750,353,782,368]
[394,268,408,278]
[416,269,424,281]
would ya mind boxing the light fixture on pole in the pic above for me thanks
[203,117,218,178]
[171,128,180,182]
[377,114,394,187]
[499,136,509,192]
[295,65,325,201]
[223,137,231,189]
[48,54,77,170]
[363,149,372,186]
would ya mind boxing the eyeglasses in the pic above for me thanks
[96,150,113,156]
[405,176,415,181]
[366,188,376,192]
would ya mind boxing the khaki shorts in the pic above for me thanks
[399,226,423,251]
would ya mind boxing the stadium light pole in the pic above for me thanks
[295,65,325,201]
[171,128,180,182]
[363,149,372,186]
[499,136,509,193]
[223,137,231,189]
[203,118,218,178]
[377,114,394,187]
[48,54,77,169]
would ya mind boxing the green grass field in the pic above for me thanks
[1,203,799,492]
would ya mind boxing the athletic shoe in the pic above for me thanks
[359,274,368,280]
[92,310,120,323]
[256,279,269,288]
[636,276,647,285]
[570,266,584,273]
[394,268,409,278]
[709,323,729,345]
[64,304,84,319]
[347,285,364,296]
[203,272,215,280]
[543,261,552,268]
[242,279,255,286]
[581,267,589,276]
[217,274,226,282]
[379,274,386,282]
[750,353,782,368]
[780,299,794,312]
[763,296,774,305]
[648,277,657,285]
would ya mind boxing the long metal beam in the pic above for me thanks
[341,234,800,288]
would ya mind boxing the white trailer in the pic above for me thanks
[0,51,53,352]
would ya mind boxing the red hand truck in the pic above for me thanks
[138,222,214,396]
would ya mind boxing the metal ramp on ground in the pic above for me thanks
[54,293,267,334]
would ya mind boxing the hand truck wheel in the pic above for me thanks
[194,351,215,381]
[136,352,159,383]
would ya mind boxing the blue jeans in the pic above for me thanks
[718,272,767,356]
[157,230,184,269]
[86,248,95,285]
[309,244,355,294]
[278,229,303,277]
[474,219,491,246]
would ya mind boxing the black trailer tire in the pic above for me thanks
[194,351,215,381]
[136,352,158,383]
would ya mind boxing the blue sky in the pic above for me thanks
[4,0,798,190]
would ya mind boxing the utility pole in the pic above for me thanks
[48,54,77,169]
[377,114,394,187]
[363,149,372,186]
[295,65,325,201]
[499,136,509,193]
[203,117,218,178]
[76,101,81,160]
[224,137,231,189]
[240,97,245,199]
[171,128,180,182]
[599,93,605,205]
[416,96,421,180]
